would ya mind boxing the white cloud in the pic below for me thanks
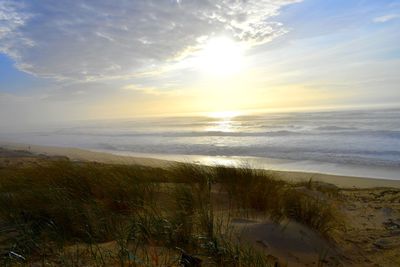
[0,0,301,81]
[122,84,181,96]
[0,1,32,57]
[373,14,399,23]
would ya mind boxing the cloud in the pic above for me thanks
[122,84,181,96]
[373,14,399,23]
[0,0,301,81]
[0,1,33,57]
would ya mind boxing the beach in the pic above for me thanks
[2,109,399,181]
[2,141,399,189]
[2,1,399,265]
[1,143,400,266]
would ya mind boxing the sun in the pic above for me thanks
[194,37,245,76]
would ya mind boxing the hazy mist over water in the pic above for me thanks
[1,108,400,178]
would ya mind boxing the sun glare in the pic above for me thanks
[195,37,245,76]
[206,110,242,132]
[208,110,242,119]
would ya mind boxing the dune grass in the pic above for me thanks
[214,165,341,235]
[0,159,341,266]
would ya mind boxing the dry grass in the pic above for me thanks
[0,159,341,266]
[214,165,341,236]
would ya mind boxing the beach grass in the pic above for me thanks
[0,159,341,266]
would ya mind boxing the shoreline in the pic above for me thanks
[1,141,400,188]
[91,149,400,181]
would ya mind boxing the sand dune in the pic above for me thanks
[1,143,400,266]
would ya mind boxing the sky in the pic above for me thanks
[0,0,400,127]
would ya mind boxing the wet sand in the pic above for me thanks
[1,141,399,189]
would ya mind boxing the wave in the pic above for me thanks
[50,130,301,137]
[162,130,299,137]
[4,108,400,169]
[51,129,400,139]
[96,142,400,167]
[315,126,357,131]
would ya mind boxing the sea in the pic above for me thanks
[1,108,400,179]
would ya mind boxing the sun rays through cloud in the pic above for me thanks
[0,0,399,124]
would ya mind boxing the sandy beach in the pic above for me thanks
[1,143,400,266]
[2,1,399,265]
[1,141,399,189]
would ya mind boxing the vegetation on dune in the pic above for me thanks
[214,166,341,236]
[0,159,341,266]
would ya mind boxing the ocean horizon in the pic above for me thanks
[1,108,400,179]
